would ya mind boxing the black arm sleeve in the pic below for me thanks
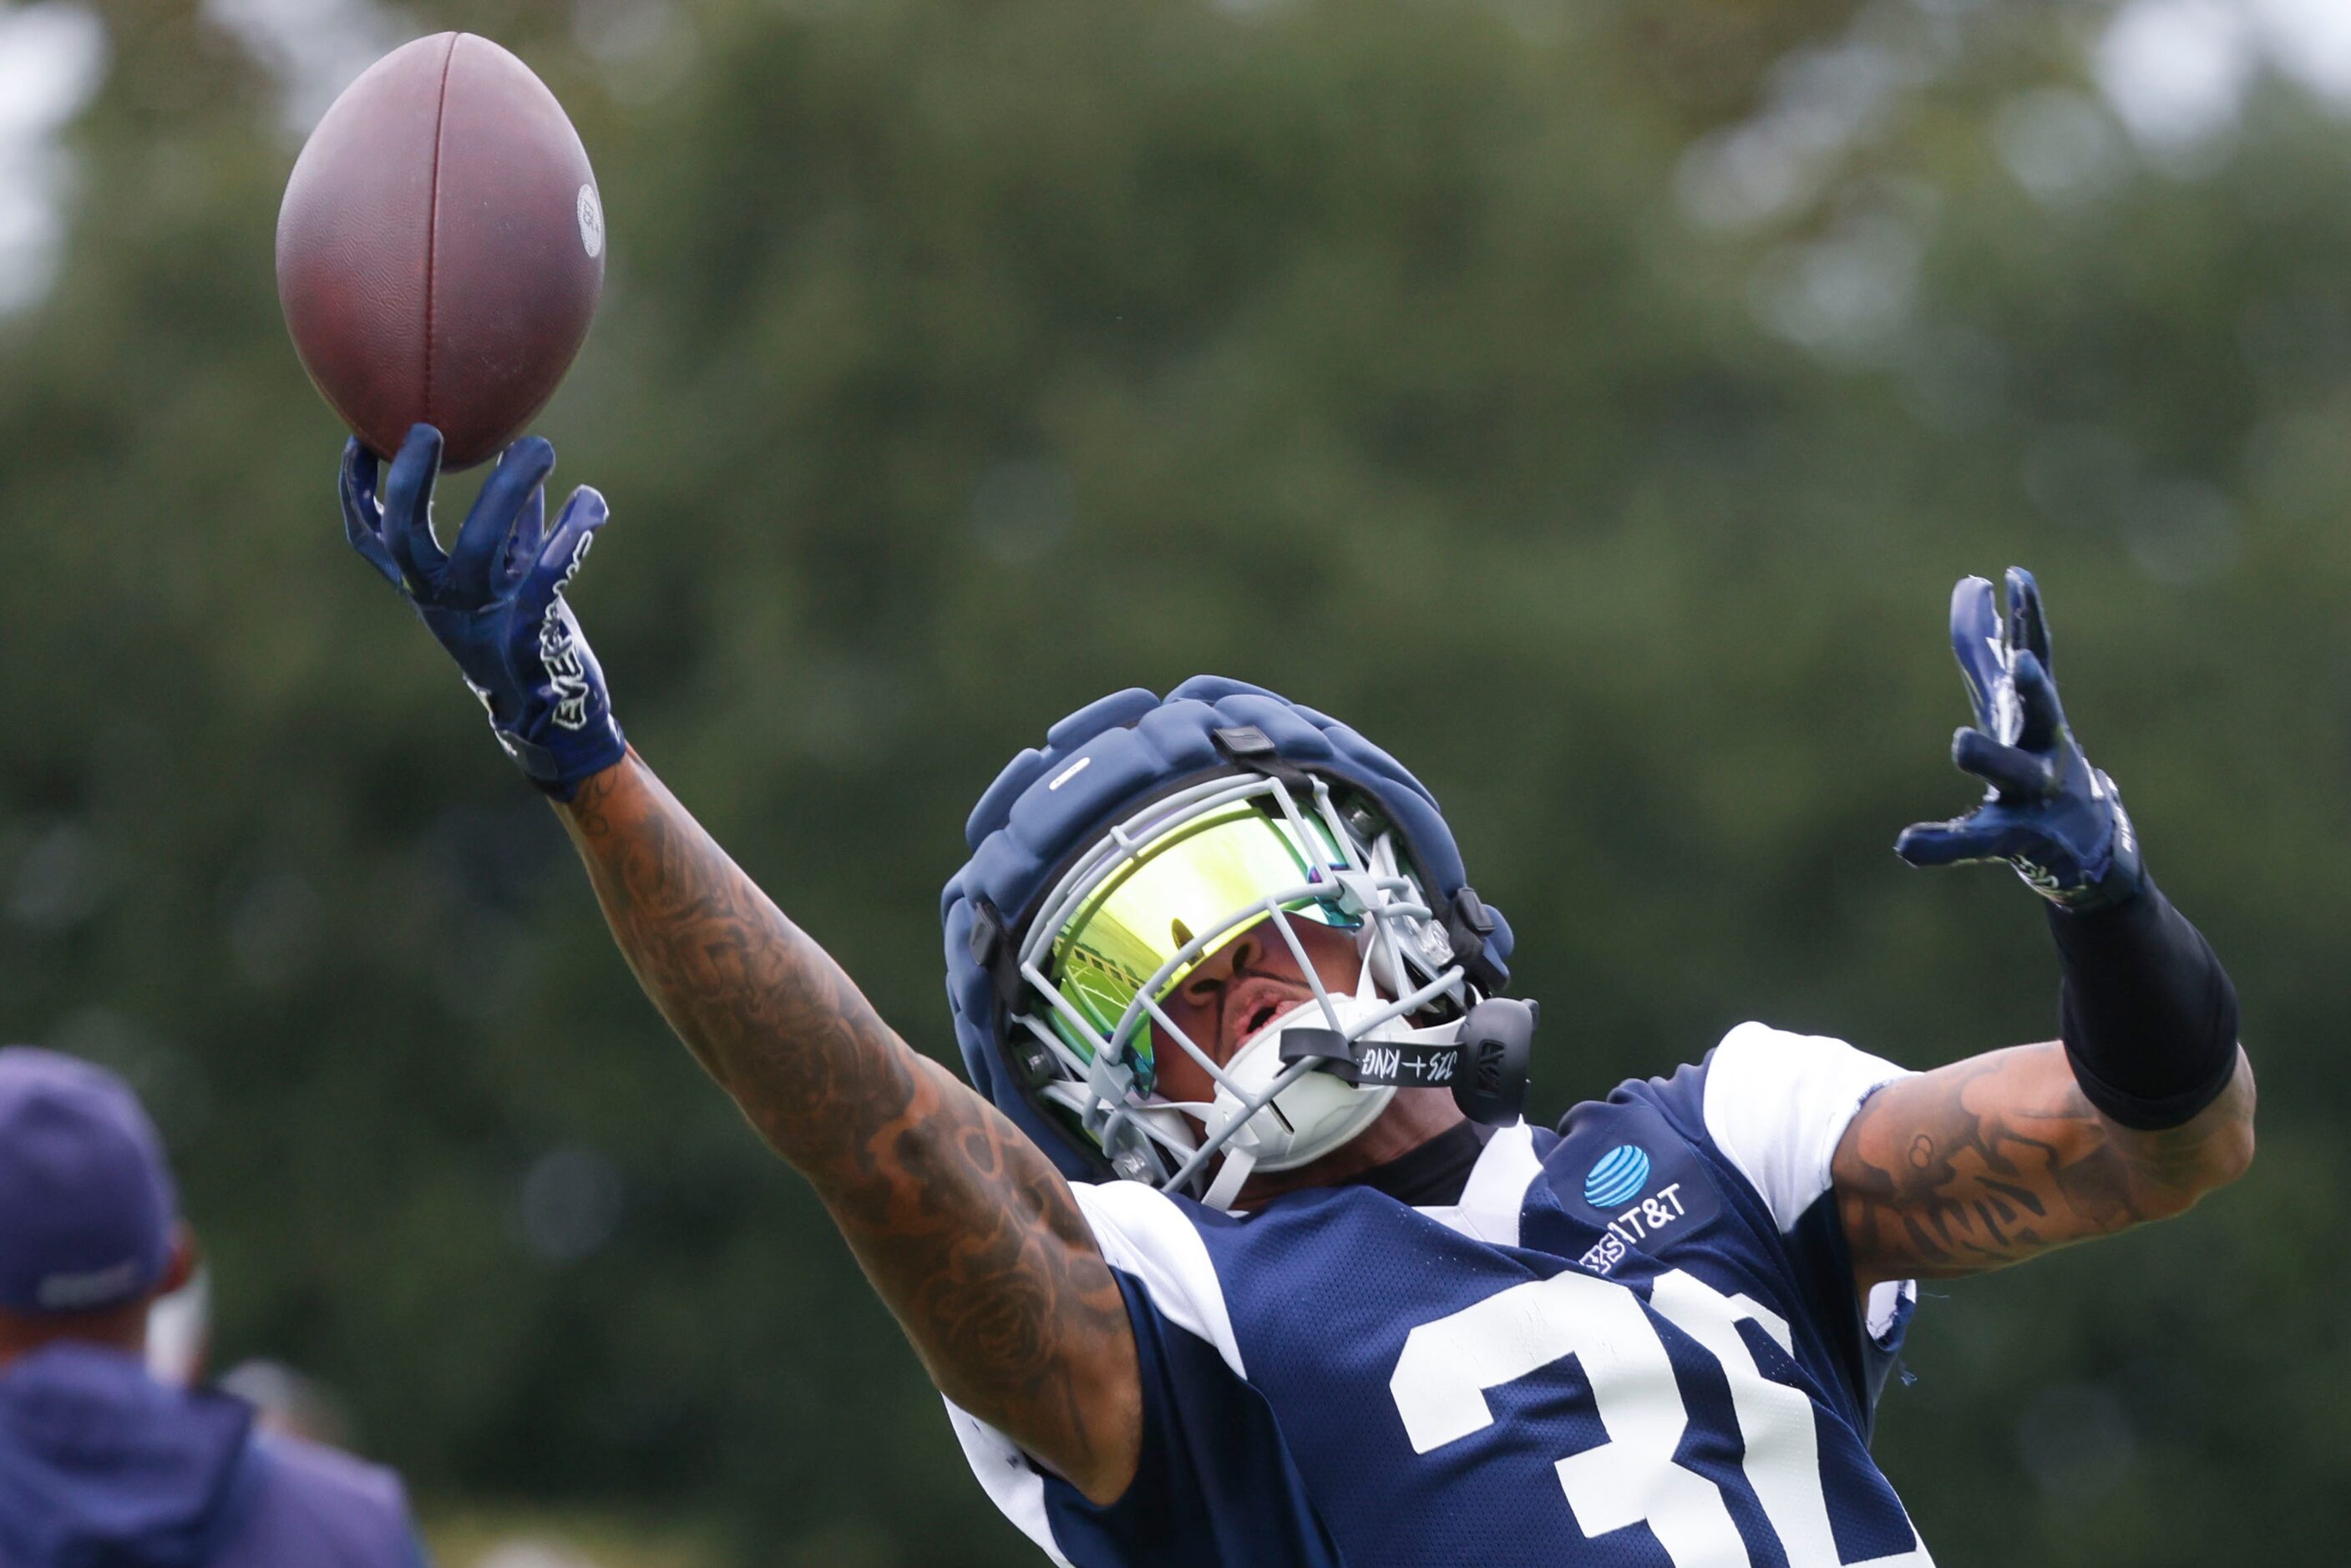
[2045,880,2240,1130]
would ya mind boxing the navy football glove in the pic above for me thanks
[341,425,626,797]
[1894,568,2143,909]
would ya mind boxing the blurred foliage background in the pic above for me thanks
[3,0,2348,1560]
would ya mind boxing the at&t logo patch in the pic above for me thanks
[1583,1144,1651,1207]
[1561,1130,1721,1276]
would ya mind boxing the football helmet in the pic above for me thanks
[942,677,1530,1207]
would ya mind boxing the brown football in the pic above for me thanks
[276,33,605,469]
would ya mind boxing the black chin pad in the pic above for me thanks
[1451,998,1535,1125]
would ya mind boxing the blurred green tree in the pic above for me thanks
[2,0,2345,1560]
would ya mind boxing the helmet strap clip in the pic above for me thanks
[1213,725,1315,792]
[1445,887,1506,992]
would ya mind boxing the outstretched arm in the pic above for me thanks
[1857,569,2256,1291]
[1836,1041,2252,1287]
[342,429,1140,1502]
[559,756,1138,1495]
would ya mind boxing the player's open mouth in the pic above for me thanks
[1224,976,1315,1055]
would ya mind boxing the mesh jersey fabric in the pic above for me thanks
[950,1024,1932,1568]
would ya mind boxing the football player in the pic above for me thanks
[342,427,2255,1565]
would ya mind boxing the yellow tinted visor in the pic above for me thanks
[1049,804,1355,1063]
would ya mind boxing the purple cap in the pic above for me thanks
[0,1046,178,1314]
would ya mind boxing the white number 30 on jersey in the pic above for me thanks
[1389,1268,1934,1568]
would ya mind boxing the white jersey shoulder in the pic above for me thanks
[1700,1020,1911,1235]
[1701,1019,1915,1339]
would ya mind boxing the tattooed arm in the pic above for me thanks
[332,437,1138,1495]
[559,752,1142,1502]
[1868,569,2259,1289]
[1834,1042,2256,1291]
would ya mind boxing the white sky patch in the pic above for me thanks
[2252,0,2351,107]
[2094,1,2257,152]
[0,3,107,318]
[200,0,412,136]
[2095,0,2351,153]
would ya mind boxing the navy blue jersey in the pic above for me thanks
[950,1024,1933,1567]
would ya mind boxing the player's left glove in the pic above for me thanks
[1893,567,2143,909]
[341,424,626,798]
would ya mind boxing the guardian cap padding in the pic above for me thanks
[941,675,1512,1182]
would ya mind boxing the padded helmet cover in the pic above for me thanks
[940,675,1513,1182]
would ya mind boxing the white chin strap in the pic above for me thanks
[1191,976,1453,1211]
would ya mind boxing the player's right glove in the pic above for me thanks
[341,424,626,797]
[1893,568,2143,909]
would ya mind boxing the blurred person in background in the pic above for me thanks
[342,427,2254,1564]
[0,1047,428,1567]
